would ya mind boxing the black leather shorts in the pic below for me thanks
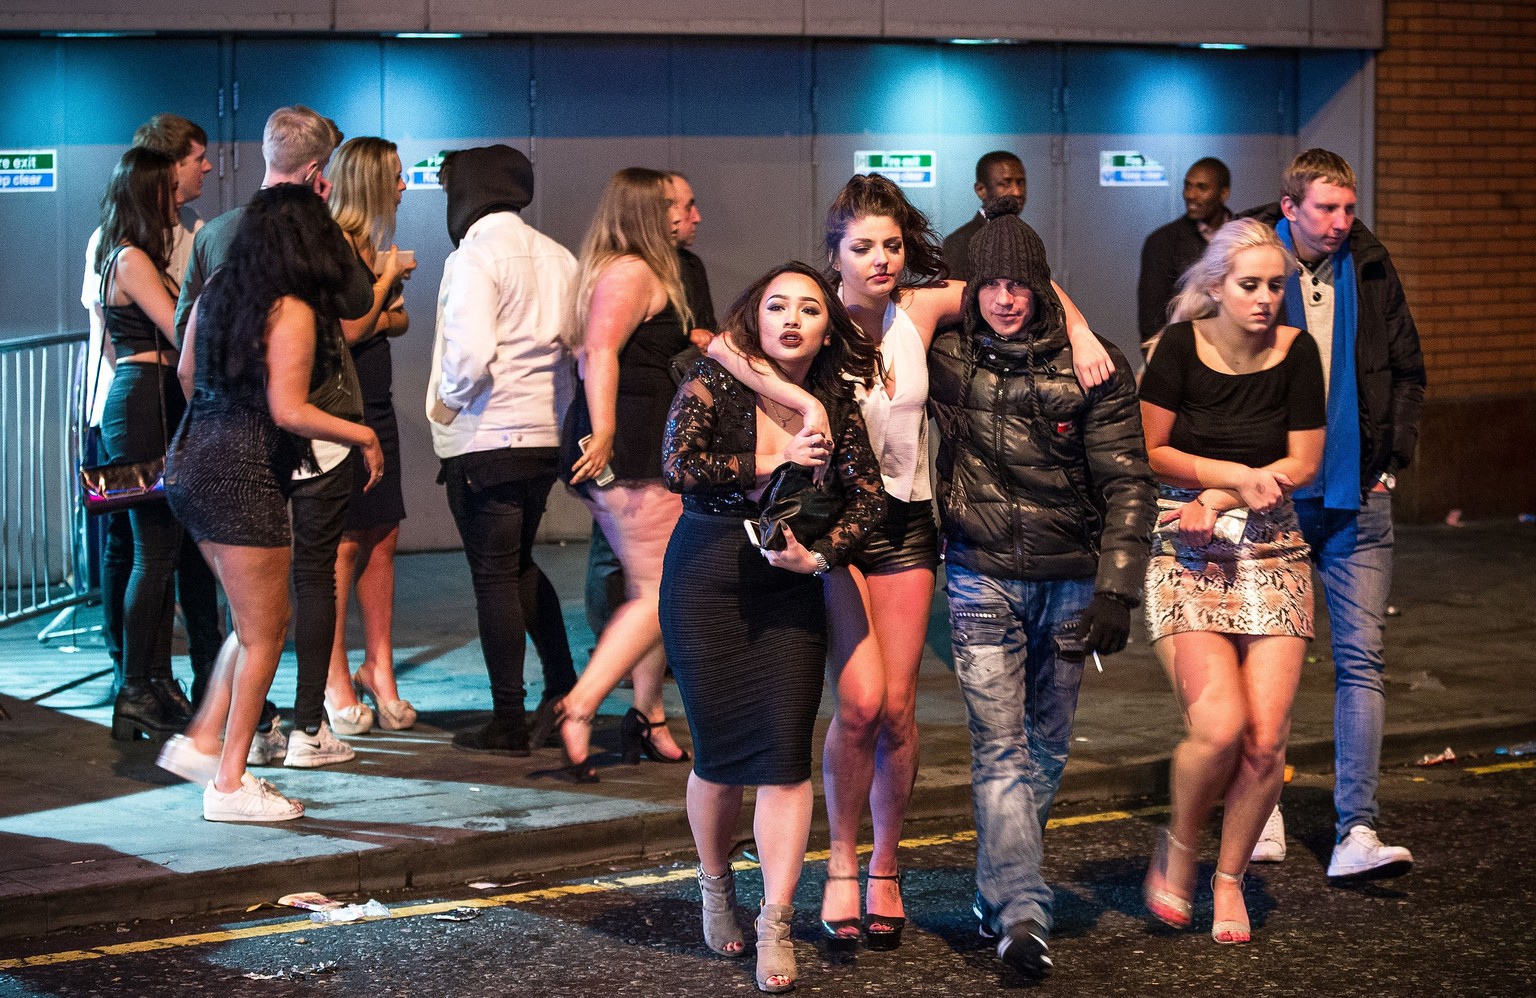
[852,497,940,575]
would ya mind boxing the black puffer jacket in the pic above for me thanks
[1244,203,1426,491]
[927,325,1156,601]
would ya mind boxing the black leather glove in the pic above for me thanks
[1077,593,1131,655]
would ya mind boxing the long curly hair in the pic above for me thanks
[96,146,177,278]
[721,262,874,399]
[822,173,949,296]
[565,167,691,350]
[196,184,356,397]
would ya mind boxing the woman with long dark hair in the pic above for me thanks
[156,184,382,821]
[94,146,194,741]
[710,174,1113,950]
[662,262,885,993]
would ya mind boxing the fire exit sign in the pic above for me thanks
[0,150,57,192]
[855,150,936,188]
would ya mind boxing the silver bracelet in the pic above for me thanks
[812,551,831,577]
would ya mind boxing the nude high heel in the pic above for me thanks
[1210,870,1251,944]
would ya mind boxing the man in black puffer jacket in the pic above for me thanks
[927,197,1155,980]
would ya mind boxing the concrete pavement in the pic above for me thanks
[1,519,1532,942]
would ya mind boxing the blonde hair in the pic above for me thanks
[327,137,400,251]
[261,105,338,176]
[1167,218,1298,326]
[1281,148,1357,205]
[565,167,690,350]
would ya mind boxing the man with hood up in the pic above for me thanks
[926,196,1156,980]
[427,144,579,755]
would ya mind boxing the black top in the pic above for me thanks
[678,247,716,332]
[941,212,984,282]
[100,245,172,356]
[609,304,691,480]
[1139,321,1326,468]
[663,358,886,568]
[1137,215,1213,344]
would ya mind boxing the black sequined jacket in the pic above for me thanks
[662,358,886,568]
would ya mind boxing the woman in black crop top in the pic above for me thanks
[659,263,884,993]
[1137,219,1326,946]
[93,147,194,743]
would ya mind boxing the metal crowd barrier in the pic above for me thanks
[0,331,90,629]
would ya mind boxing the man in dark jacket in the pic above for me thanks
[1244,149,1426,881]
[1136,157,1232,347]
[927,197,1156,979]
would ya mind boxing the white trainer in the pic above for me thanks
[157,734,220,786]
[1327,825,1413,880]
[325,701,374,737]
[1251,805,1286,863]
[203,772,304,822]
[247,722,288,766]
[284,721,356,768]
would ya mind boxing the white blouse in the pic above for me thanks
[853,300,932,503]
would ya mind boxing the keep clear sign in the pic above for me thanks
[855,151,936,188]
[0,150,58,192]
[1099,151,1167,187]
[406,153,446,190]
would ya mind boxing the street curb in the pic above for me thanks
[3,713,1530,941]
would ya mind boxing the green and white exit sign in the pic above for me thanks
[855,150,936,188]
[0,150,57,192]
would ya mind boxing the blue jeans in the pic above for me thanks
[1295,489,1394,841]
[946,565,1094,936]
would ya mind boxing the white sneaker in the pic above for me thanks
[247,721,288,766]
[325,700,374,736]
[284,721,356,768]
[157,734,220,786]
[1251,805,1286,863]
[203,772,304,822]
[1327,825,1413,880]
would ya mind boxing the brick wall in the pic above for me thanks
[1376,0,1536,519]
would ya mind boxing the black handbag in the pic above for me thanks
[78,245,170,515]
[755,461,843,552]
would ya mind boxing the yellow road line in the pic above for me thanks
[1466,759,1536,775]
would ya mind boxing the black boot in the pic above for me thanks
[111,682,179,741]
[149,676,194,727]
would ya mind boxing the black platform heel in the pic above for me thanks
[620,707,691,765]
[862,871,906,951]
[819,873,862,954]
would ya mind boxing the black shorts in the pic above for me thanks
[851,497,939,576]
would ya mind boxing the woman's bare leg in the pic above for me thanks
[350,523,402,702]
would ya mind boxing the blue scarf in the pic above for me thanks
[1277,217,1360,511]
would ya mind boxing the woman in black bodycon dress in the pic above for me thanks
[157,185,383,822]
[322,136,418,734]
[660,263,885,993]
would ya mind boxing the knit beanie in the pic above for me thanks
[963,195,1065,341]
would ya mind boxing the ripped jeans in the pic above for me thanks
[946,565,1094,936]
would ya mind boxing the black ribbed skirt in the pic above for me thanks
[660,510,827,786]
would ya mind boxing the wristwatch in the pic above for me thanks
[811,551,831,577]
[1378,471,1397,491]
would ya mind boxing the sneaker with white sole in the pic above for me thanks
[247,721,288,766]
[1327,825,1413,880]
[284,721,356,768]
[325,701,374,737]
[997,919,1052,979]
[1251,804,1286,863]
[157,734,220,786]
[203,772,304,822]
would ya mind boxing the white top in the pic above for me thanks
[81,208,200,427]
[852,300,932,503]
[426,211,577,459]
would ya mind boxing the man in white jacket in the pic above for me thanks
[427,144,579,754]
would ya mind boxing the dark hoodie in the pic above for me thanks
[442,145,534,248]
[927,196,1155,594]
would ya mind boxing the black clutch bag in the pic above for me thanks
[756,461,843,552]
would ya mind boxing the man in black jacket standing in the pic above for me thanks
[927,198,1156,979]
[1137,157,1232,348]
[1246,149,1426,880]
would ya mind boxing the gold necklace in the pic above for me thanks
[762,398,796,429]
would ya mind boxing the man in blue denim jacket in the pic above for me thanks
[927,198,1156,979]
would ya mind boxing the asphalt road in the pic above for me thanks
[4,748,1533,997]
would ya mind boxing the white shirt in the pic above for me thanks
[852,300,932,503]
[81,207,201,427]
[426,211,577,459]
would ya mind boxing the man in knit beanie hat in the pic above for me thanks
[928,196,1156,980]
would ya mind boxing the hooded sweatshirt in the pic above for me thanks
[427,145,577,459]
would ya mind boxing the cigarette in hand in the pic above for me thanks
[1092,650,1103,673]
